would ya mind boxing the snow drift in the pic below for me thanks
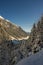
[17,49,43,65]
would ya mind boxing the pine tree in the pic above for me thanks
[37,16,43,41]
[31,23,36,42]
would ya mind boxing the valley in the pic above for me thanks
[0,16,43,65]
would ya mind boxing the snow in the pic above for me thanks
[9,34,29,40]
[6,19,10,22]
[17,49,43,65]
[18,36,29,40]
[0,16,5,20]
[9,35,17,40]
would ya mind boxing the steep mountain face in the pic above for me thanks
[0,16,28,41]
[0,23,9,43]
[0,16,29,65]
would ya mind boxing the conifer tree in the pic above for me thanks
[31,23,36,42]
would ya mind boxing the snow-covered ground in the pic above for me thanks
[18,36,29,40]
[9,35,29,40]
[17,49,43,65]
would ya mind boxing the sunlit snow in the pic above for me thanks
[0,16,5,20]
[17,49,43,65]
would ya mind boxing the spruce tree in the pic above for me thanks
[31,23,36,42]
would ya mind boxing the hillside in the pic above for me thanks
[16,49,43,65]
[27,16,43,54]
[0,16,28,41]
[0,16,29,65]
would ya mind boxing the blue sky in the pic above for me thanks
[0,0,43,32]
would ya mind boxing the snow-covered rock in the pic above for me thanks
[0,16,5,20]
[17,49,43,65]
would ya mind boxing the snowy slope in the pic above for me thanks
[17,49,43,65]
[0,16,5,20]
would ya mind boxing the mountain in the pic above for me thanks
[0,16,29,65]
[0,16,28,42]
[1,16,43,65]
[16,49,43,65]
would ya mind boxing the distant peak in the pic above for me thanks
[0,16,5,20]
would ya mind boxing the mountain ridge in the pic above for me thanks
[0,16,29,41]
